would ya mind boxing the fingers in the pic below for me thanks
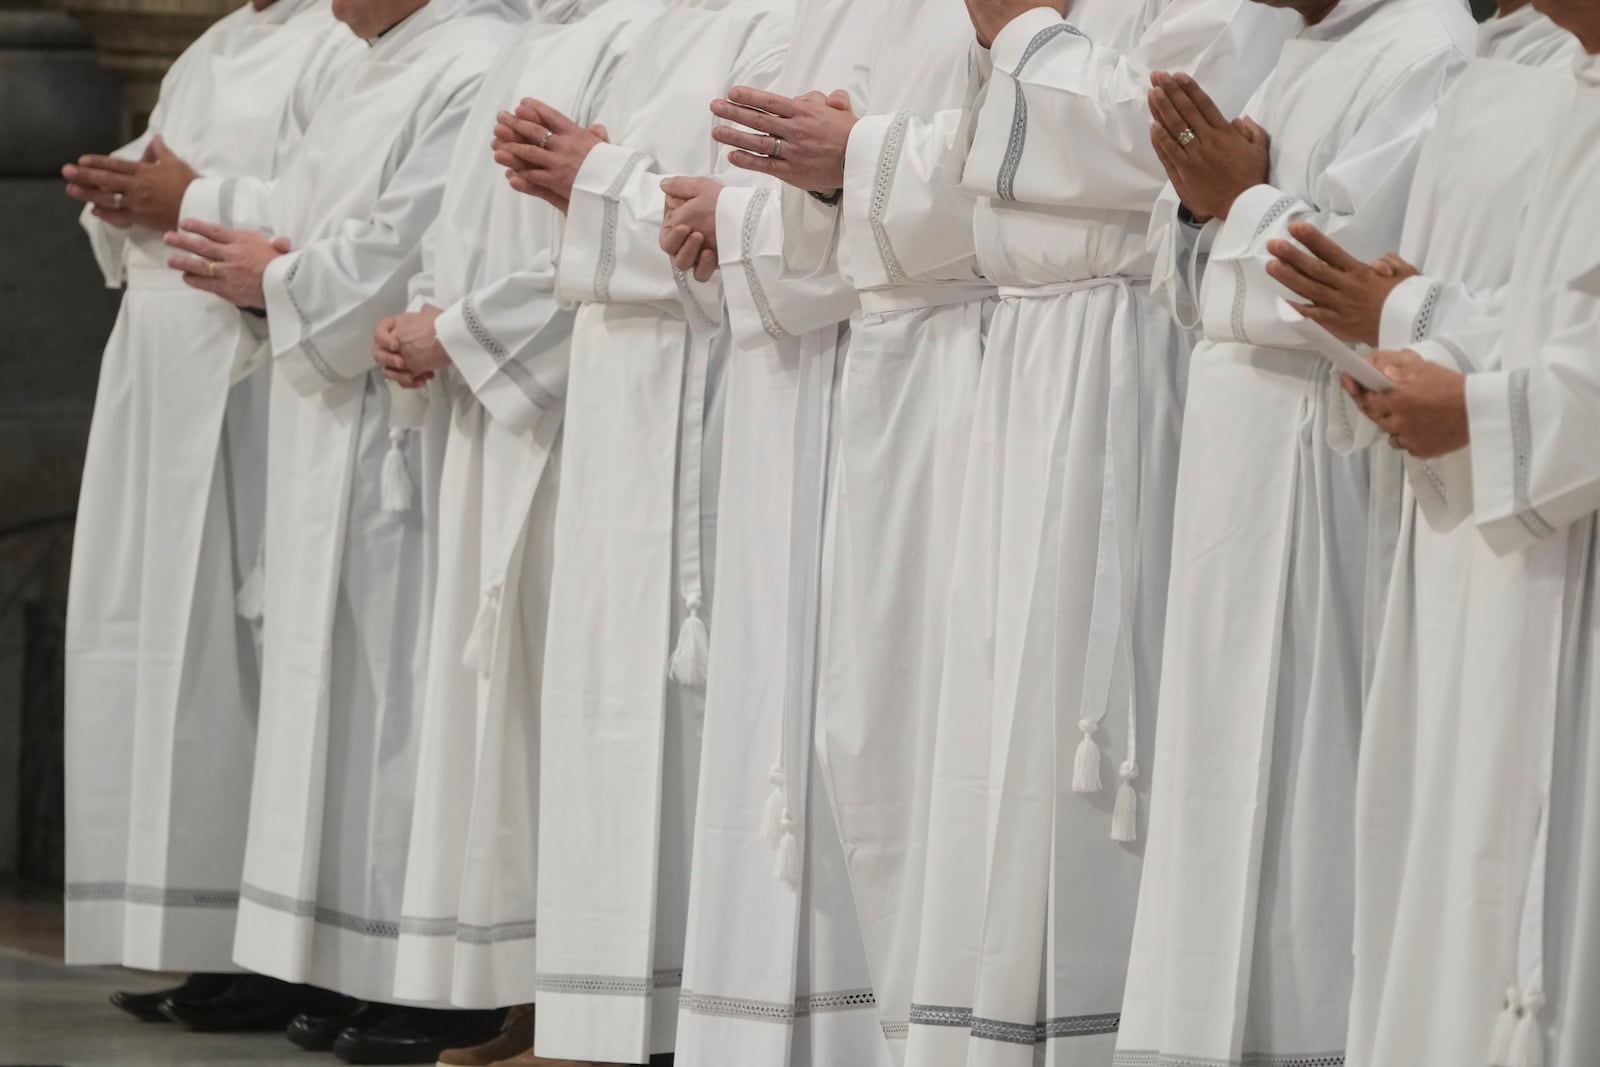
[90,207,134,228]
[75,154,139,176]
[711,125,779,156]
[1265,240,1340,301]
[271,236,293,254]
[709,98,788,136]
[165,229,225,261]
[494,142,549,169]
[65,183,118,209]
[518,99,578,134]
[661,223,691,257]
[694,248,718,284]
[167,253,215,277]
[1150,124,1186,179]
[1172,72,1230,130]
[825,89,853,112]
[1287,221,1363,272]
[176,217,236,243]
[726,85,799,118]
[726,150,782,176]
[66,165,130,194]
[661,176,706,200]
[498,112,552,148]
[672,231,706,273]
[148,135,178,164]
[589,124,609,142]
[1153,74,1208,137]
[1147,84,1190,143]
[1236,117,1269,148]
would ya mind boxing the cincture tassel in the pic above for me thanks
[382,380,431,515]
[460,584,502,679]
[668,595,710,687]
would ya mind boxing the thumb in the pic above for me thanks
[271,236,293,254]
[589,124,609,143]
[534,101,578,134]
[1371,258,1396,278]
[1236,117,1268,146]
[149,135,177,163]
[661,175,696,199]
[825,89,853,113]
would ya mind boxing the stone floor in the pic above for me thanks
[0,886,317,1067]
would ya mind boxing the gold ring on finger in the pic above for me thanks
[539,129,554,149]
[772,136,783,160]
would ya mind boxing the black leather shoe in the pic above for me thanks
[162,975,348,1032]
[287,1001,398,1052]
[332,1008,507,1065]
[110,973,235,1022]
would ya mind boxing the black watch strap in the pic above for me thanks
[810,188,844,206]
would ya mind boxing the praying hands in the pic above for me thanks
[493,99,610,214]
[1267,223,1419,347]
[164,219,290,308]
[710,87,857,194]
[373,306,446,390]
[64,135,198,232]
[1148,71,1268,223]
[1344,350,1469,459]
[659,176,724,283]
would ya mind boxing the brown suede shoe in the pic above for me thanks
[486,1051,620,1067]
[436,1005,536,1067]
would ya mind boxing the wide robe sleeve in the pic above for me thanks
[961,2,1281,212]
[1465,300,1600,556]
[80,130,153,288]
[263,81,480,393]
[1196,54,1462,352]
[839,104,979,288]
[717,181,860,348]
[434,234,574,436]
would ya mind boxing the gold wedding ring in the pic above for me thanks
[539,130,554,149]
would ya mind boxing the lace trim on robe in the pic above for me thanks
[1411,280,1443,342]
[396,915,538,944]
[534,969,684,998]
[594,151,650,303]
[738,186,786,341]
[66,881,239,909]
[281,257,340,381]
[869,111,913,284]
[1509,366,1557,539]
[997,22,1087,202]
[461,294,559,409]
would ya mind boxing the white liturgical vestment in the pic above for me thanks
[532,0,790,1059]
[1349,20,1598,1067]
[180,0,523,1001]
[64,0,353,972]
[674,2,895,1064]
[905,3,1292,1065]
[1119,2,1474,1066]
[392,0,654,1009]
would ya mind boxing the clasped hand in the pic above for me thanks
[165,220,289,308]
[710,86,857,194]
[1266,222,1419,347]
[64,135,198,232]
[1345,351,1469,459]
[374,306,447,390]
[1147,71,1268,223]
[660,176,724,283]
[493,99,609,214]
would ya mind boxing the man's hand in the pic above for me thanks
[1148,71,1268,222]
[164,219,289,308]
[1266,223,1420,347]
[710,87,857,194]
[373,306,445,389]
[63,135,199,232]
[1347,349,1469,459]
[492,99,609,214]
[660,176,724,283]
[964,0,1066,49]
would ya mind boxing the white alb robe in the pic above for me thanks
[1346,20,1594,1067]
[812,3,991,1054]
[180,0,523,1001]
[906,4,1291,1065]
[1118,2,1474,1066]
[674,2,897,1064]
[392,0,654,1010]
[532,1,790,1059]
[64,0,352,972]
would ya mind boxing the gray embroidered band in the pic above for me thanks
[66,881,239,909]
[869,112,913,284]
[397,915,538,944]
[1436,335,1476,374]
[239,882,400,939]
[1231,260,1252,347]
[1411,281,1442,343]
[679,987,876,1025]
[594,151,649,303]
[460,295,559,410]
[1509,367,1556,540]
[739,186,786,342]
[997,23,1086,203]
[1114,1051,1345,1067]
[281,257,340,382]
[536,969,684,999]
[909,1004,1120,1045]
[218,178,239,231]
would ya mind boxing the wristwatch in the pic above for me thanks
[810,188,843,206]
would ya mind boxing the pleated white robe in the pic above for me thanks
[392,0,654,1009]
[905,4,1292,1065]
[532,1,790,1059]
[64,0,353,972]
[179,0,522,1001]
[813,4,992,1055]
[1116,3,1474,1066]
[1347,26,1599,1067]
[673,2,901,1063]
